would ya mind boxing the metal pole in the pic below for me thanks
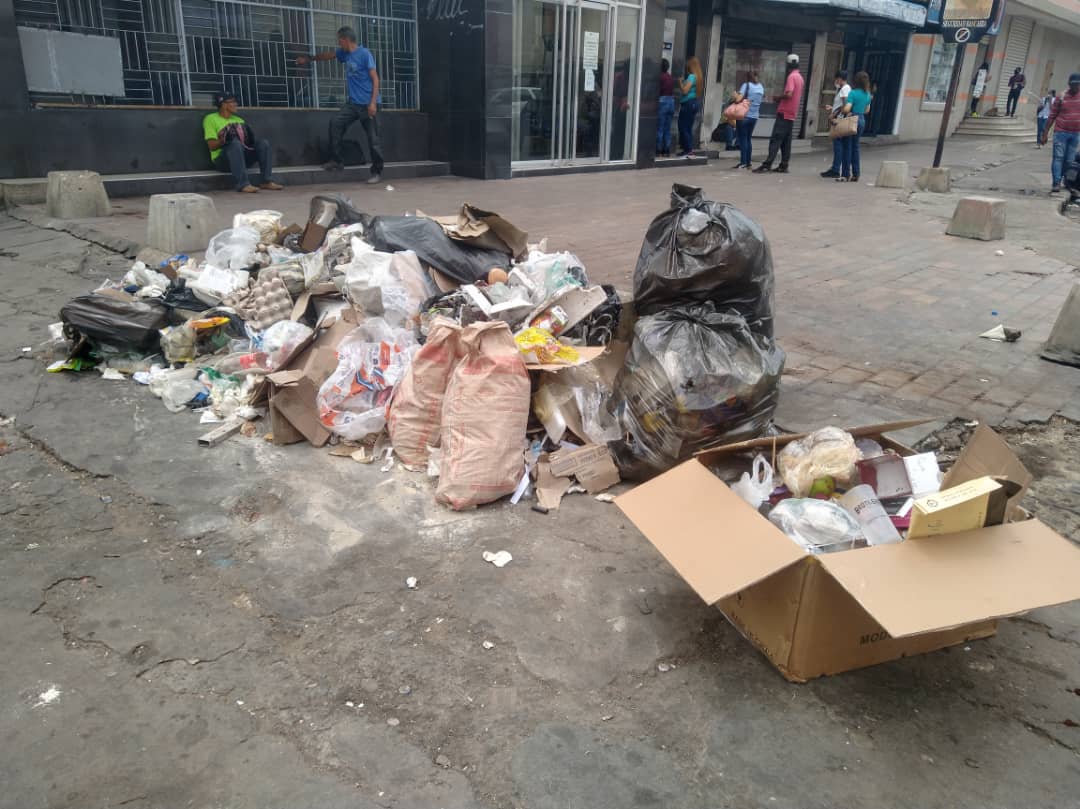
[932,43,965,168]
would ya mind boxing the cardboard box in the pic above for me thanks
[908,476,1004,539]
[616,422,1080,682]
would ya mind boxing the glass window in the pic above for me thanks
[606,5,639,161]
[923,36,957,105]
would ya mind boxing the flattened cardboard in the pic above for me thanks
[942,424,1032,515]
[535,458,573,510]
[548,444,620,494]
[818,519,1080,639]
[615,461,805,604]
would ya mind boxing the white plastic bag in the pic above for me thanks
[317,318,419,441]
[777,426,861,497]
[206,226,260,271]
[730,454,774,509]
[258,320,313,371]
[190,264,251,306]
[340,239,424,327]
[122,262,171,298]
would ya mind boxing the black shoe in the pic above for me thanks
[821,169,840,178]
[752,164,771,173]
[1051,185,1062,194]
[774,165,789,174]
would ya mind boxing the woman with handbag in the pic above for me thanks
[678,56,704,157]
[729,71,764,169]
[838,71,872,182]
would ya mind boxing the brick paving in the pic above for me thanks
[12,136,1080,435]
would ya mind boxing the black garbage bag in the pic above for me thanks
[633,184,775,336]
[363,215,509,285]
[61,294,170,354]
[607,303,785,480]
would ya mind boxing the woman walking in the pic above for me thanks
[678,56,703,157]
[733,71,765,169]
[656,59,675,157]
[839,70,872,182]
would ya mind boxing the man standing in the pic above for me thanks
[1037,89,1056,148]
[821,70,850,178]
[298,27,384,184]
[1006,67,1026,117]
[753,53,804,174]
[1041,73,1080,193]
[202,92,283,194]
[970,62,989,116]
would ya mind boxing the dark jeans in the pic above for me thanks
[1037,116,1047,144]
[657,96,675,154]
[830,130,843,172]
[213,138,274,190]
[839,115,865,178]
[736,117,757,165]
[762,116,794,168]
[329,102,384,173]
[970,94,981,114]
[1007,87,1022,116]
[678,98,699,154]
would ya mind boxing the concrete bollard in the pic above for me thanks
[1041,282,1080,368]
[46,171,110,219]
[916,166,951,193]
[146,193,218,254]
[945,196,1006,241]
[875,161,908,189]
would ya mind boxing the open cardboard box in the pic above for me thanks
[616,421,1080,682]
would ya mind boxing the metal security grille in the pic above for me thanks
[13,0,418,109]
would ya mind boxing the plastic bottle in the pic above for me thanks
[839,484,902,546]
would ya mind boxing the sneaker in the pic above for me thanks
[322,160,344,171]
[366,172,383,185]
[1051,185,1062,194]
[752,164,771,173]
[239,185,259,193]
[821,169,840,178]
[730,162,745,170]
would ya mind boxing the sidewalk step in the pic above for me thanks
[0,161,450,207]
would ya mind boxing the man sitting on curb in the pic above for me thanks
[203,92,283,194]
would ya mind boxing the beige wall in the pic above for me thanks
[895,37,979,140]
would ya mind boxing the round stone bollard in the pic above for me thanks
[146,193,218,254]
[875,161,908,189]
[945,196,1006,241]
[46,171,111,219]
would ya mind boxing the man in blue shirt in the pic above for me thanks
[298,26,384,183]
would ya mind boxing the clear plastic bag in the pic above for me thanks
[258,320,313,371]
[777,426,861,497]
[532,363,621,445]
[768,498,864,554]
[317,318,419,441]
[340,240,431,328]
[730,454,774,510]
[206,226,260,271]
[190,265,250,306]
[233,210,283,244]
[517,250,587,300]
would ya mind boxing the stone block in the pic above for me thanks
[945,196,1005,241]
[1041,282,1080,368]
[875,161,908,189]
[916,166,951,193]
[45,171,110,219]
[147,193,218,254]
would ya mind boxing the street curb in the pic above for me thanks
[5,206,140,258]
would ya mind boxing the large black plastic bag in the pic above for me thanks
[634,183,775,336]
[363,215,509,285]
[61,294,170,353]
[608,303,785,481]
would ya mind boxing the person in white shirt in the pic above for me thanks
[1037,89,1056,148]
[821,71,851,178]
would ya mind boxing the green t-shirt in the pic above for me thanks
[203,112,245,161]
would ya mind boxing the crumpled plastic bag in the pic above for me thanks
[516,250,587,301]
[768,498,863,554]
[258,320,313,371]
[730,454,774,510]
[190,265,250,306]
[532,362,621,445]
[339,240,432,328]
[317,318,419,441]
[122,262,171,298]
[206,226,260,271]
[777,426,861,497]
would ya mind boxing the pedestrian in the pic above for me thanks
[1007,67,1026,117]
[1037,89,1056,147]
[202,92,283,194]
[733,71,765,169]
[821,70,851,178]
[838,70,871,183]
[298,27,384,184]
[970,62,990,116]
[678,56,703,157]
[753,53,804,174]
[1041,73,1080,193]
[657,59,675,157]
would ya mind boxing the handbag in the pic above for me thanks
[724,98,751,121]
[830,114,858,140]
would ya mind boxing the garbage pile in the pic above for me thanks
[47,184,784,510]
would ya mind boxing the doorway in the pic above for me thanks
[511,0,642,166]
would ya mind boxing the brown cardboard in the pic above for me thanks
[424,204,529,259]
[548,444,620,494]
[942,423,1033,516]
[534,458,573,510]
[618,423,1080,681]
[907,476,1003,538]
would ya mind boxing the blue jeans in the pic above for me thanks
[736,117,757,165]
[1052,130,1080,186]
[1037,117,1047,145]
[213,138,275,190]
[830,133,843,172]
[840,115,865,178]
[657,96,675,154]
[678,98,699,154]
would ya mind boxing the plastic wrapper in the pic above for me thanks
[387,317,463,467]
[730,455,775,510]
[206,226,260,271]
[436,321,530,510]
[233,210,283,244]
[532,362,621,445]
[363,215,509,285]
[768,498,864,554]
[777,426,861,498]
[160,323,196,363]
[516,250,587,300]
[147,366,207,412]
[60,294,170,353]
[608,303,785,480]
[562,284,622,346]
[122,262,171,298]
[514,327,579,365]
[258,320,313,371]
[317,318,419,441]
[190,265,250,306]
[339,241,434,328]
[633,183,775,335]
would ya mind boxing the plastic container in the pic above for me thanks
[839,484,902,546]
